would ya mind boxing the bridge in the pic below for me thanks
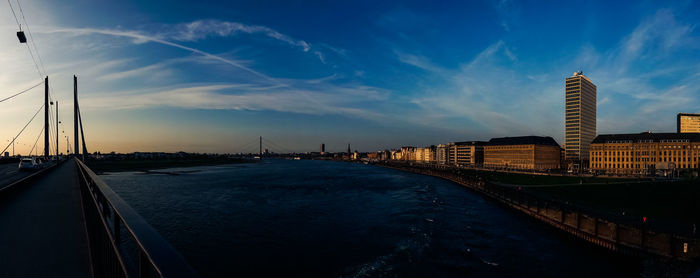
[0,74,198,277]
[0,156,199,277]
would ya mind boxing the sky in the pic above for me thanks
[1,0,699,154]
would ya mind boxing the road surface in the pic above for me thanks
[0,161,56,190]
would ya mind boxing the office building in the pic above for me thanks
[415,146,436,163]
[452,141,486,166]
[565,71,597,167]
[484,136,561,170]
[446,142,456,164]
[436,144,449,164]
[320,143,325,155]
[400,146,416,161]
[678,113,700,133]
[589,132,700,175]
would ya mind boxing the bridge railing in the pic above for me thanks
[75,158,199,278]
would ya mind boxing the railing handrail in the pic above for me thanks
[75,158,199,278]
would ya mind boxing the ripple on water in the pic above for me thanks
[100,159,645,278]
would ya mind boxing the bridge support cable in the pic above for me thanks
[7,0,46,79]
[28,126,44,157]
[262,138,295,154]
[232,138,262,154]
[47,100,58,157]
[78,108,87,158]
[0,81,43,103]
[1,103,44,155]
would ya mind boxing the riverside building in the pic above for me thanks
[415,146,436,163]
[678,113,700,133]
[565,71,597,170]
[483,136,562,171]
[589,132,700,175]
[452,141,486,167]
[436,144,449,164]
[400,146,416,161]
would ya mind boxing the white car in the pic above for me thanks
[18,158,37,171]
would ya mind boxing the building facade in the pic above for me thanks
[436,144,448,164]
[400,146,416,161]
[565,71,597,167]
[446,142,455,165]
[678,113,700,133]
[452,141,486,167]
[589,132,700,175]
[484,136,561,170]
[390,150,402,160]
[415,146,436,163]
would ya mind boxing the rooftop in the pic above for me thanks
[451,141,488,146]
[486,136,560,147]
[592,132,700,143]
[566,70,594,84]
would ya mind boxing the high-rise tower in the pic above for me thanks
[565,71,596,167]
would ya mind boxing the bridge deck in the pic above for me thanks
[0,163,33,189]
[0,161,91,277]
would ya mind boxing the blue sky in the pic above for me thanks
[1,0,699,154]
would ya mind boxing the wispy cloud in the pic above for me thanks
[313,51,326,64]
[394,9,699,142]
[159,19,312,52]
[36,26,285,85]
[31,24,399,126]
[98,60,172,81]
[613,9,696,73]
[396,40,542,138]
[495,0,519,32]
[579,9,699,133]
[81,81,392,121]
[396,52,447,73]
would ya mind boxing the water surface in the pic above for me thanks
[100,159,641,277]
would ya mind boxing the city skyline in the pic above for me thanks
[1,0,699,154]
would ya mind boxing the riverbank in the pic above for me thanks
[87,157,256,174]
[526,180,700,225]
[369,162,695,226]
[443,167,643,185]
[374,161,700,273]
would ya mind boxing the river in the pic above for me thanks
[99,159,642,277]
